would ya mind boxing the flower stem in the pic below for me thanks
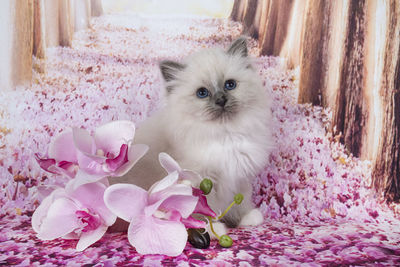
[217,200,236,220]
[207,216,220,240]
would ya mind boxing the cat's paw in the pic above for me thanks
[239,208,264,226]
[206,221,227,240]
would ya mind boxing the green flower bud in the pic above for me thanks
[234,193,243,204]
[219,235,233,248]
[200,178,213,195]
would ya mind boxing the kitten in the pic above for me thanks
[114,37,273,229]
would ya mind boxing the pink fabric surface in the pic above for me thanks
[0,14,400,266]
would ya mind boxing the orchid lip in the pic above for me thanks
[105,144,129,172]
[76,210,101,232]
[35,153,57,173]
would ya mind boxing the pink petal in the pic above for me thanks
[63,232,79,240]
[48,129,78,163]
[148,171,180,195]
[76,225,108,251]
[148,183,193,206]
[72,128,96,155]
[57,161,79,178]
[181,216,207,229]
[128,215,187,257]
[37,198,80,240]
[105,144,129,172]
[34,154,57,173]
[192,188,216,217]
[32,188,66,233]
[35,185,59,202]
[68,181,116,226]
[180,170,202,185]
[65,170,107,192]
[113,143,149,176]
[159,195,199,218]
[58,161,75,171]
[145,194,197,218]
[94,120,135,156]
[158,152,181,173]
[76,151,106,175]
[104,183,147,222]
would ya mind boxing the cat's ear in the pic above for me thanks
[227,37,248,57]
[159,60,185,82]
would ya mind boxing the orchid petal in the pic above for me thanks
[105,144,129,172]
[145,194,198,218]
[104,183,147,222]
[128,215,187,257]
[160,195,199,218]
[192,188,217,217]
[181,216,207,229]
[76,225,108,251]
[35,185,59,202]
[158,152,181,173]
[148,183,193,206]
[58,161,74,171]
[34,154,57,173]
[94,120,135,156]
[148,171,179,195]
[32,188,66,233]
[57,161,79,178]
[48,129,78,163]
[72,128,95,155]
[180,170,202,185]
[65,170,107,193]
[37,198,79,240]
[113,143,149,176]
[76,151,106,175]
[63,232,79,240]
[68,181,116,226]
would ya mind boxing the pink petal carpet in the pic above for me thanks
[1,14,400,266]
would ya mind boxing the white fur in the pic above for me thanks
[115,40,272,228]
[239,208,264,226]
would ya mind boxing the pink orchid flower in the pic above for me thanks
[35,121,149,183]
[35,129,79,178]
[104,171,206,256]
[72,120,148,179]
[159,152,216,217]
[32,179,116,251]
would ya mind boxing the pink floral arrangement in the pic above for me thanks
[32,120,242,257]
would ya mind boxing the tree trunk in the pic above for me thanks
[12,0,34,88]
[33,0,46,59]
[372,0,400,201]
[333,0,368,158]
[231,0,400,201]
[91,0,103,17]
[59,0,74,47]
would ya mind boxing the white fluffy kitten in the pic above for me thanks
[115,37,273,229]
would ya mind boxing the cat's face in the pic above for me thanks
[159,37,265,124]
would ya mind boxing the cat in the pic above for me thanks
[113,37,273,231]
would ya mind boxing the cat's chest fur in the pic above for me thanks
[171,125,269,183]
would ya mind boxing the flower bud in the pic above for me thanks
[200,178,213,195]
[234,193,243,204]
[219,235,233,248]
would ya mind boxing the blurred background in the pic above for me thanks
[102,0,234,17]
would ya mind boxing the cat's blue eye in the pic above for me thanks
[196,87,209,98]
[224,79,236,90]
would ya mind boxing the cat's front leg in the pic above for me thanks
[239,208,264,226]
